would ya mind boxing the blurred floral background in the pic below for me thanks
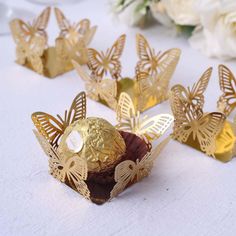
[111,0,236,60]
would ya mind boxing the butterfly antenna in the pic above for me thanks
[57,114,65,127]
[101,50,105,58]
[152,48,156,56]
[64,110,69,126]
[156,50,161,57]
[187,86,192,94]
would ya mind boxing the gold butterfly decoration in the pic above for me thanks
[32,91,173,202]
[170,91,225,157]
[217,65,236,116]
[32,92,90,199]
[14,36,46,74]
[170,66,236,162]
[110,137,170,199]
[87,34,126,80]
[76,33,180,112]
[54,7,97,65]
[116,92,174,145]
[135,34,181,111]
[33,130,90,199]
[32,92,86,148]
[171,67,212,110]
[73,60,117,110]
[10,7,50,74]
[54,7,97,46]
[10,7,50,43]
[10,7,97,78]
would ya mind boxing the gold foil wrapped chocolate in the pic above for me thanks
[170,65,236,162]
[58,117,126,172]
[73,33,181,112]
[32,91,173,204]
[10,7,97,78]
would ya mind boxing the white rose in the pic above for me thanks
[150,2,174,27]
[161,0,200,26]
[113,0,147,26]
[189,0,236,60]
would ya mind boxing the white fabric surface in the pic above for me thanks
[1,0,236,235]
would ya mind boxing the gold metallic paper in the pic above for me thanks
[116,92,174,146]
[10,7,97,78]
[217,65,236,116]
[73,33,181,112]
[32,91,173,203]
[170,66,236,162]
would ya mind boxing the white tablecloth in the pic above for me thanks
[1,1,236,235]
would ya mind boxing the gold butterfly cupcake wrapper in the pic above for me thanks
[31,91,173,203]
[10,7,97,78]
[170,65,236,162]
[73,33,181,113]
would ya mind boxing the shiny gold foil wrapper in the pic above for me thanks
[58,117,126,172]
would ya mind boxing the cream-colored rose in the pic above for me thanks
[162,0,200,26]
[150,1,173,27]
[189,0,236,59]
[113,0,147,26]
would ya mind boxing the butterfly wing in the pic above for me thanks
[88,34,126,79]
[190,67,212,109]
[32,7,50,39]
[10,19,31,43]
[10,19,31,63]
[136,33,155,74]
[105,34,126,79]
[32,112,64,148]
[55,37,70,64]
[136,48,181,106]
[15,40,27,64]
[170,90,202,143]
[83,25,97,46]
[66,91,87,125]
[153,48,181,87]
[33,129,60,159]
[171,67,212,110]
[54,7,71,37]
[74,180,90,200]
[72,60,100,100]
[72,39,88,63]
[117,92,136,121]
[136,152,154,182]
[99,80,117,109]
[171,84,189,104]
[137,114,174,142]
[116,92,137,132]
[110,160,136,198]
[33,130,64,180]
[33,128,90,199]
[137,137,170,181]
[28,36,46,74]
[87,48,105,77]
[66,157,88,198]
[197,112,225,156]
[76,19,90,36]
[218,65,236,116]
